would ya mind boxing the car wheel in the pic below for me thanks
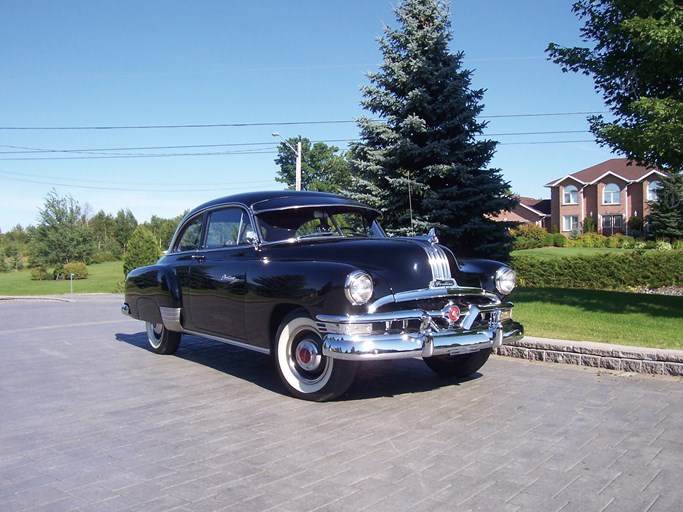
[145,321,181,355]
[423,348,492,378]
[275,310,357,401]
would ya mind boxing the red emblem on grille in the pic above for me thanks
[448,305,461,322]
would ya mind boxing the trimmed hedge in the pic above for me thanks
[511,251,683,290]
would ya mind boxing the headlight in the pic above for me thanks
[345,270,374,305]
[495,267,516,295]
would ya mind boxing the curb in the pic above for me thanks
[0,296,74,303]
[495,336,683,377]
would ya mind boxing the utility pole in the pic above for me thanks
[272,132,302,191]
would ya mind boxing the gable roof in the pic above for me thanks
[518,197,551,216]
[545,158,665,188]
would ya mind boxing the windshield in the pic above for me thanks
[255,207,385,243]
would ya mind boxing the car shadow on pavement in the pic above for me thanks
[341,359,481,401]
[115,331,482,401]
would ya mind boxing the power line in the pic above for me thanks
[0,172,279,193]
[0,120,357,131]
[0,111,607,131]
[0,130,591,155]
[0,130,595,161]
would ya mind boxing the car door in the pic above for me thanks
[184,206,254,341]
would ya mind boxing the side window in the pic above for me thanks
[173,216,203,252]
[206,208,252,248]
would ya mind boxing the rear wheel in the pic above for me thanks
[145,321,181,355]
[274,310,356,401]
[423,348,492,378]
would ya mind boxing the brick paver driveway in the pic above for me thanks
[1,295,682,511]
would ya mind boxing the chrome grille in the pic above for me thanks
[423,243,453,285]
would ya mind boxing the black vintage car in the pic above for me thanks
[122,191,523,401]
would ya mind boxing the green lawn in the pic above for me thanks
[511,287,683,350]
[0,261,124,296]
[512,247,631,259]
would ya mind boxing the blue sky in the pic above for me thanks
[0,0,616,232]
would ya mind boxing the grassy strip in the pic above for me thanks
[511,287,683,350]
[0,261,123,295]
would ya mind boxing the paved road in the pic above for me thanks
[1,295,682,512]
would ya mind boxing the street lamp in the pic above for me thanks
[272,132,302,191]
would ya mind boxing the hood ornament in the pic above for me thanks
[427,227,439,245]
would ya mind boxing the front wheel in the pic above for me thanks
[145,321,181,355]
[274,310,357,401]
[423,348,492,378]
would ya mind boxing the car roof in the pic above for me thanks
[188,190,380,217]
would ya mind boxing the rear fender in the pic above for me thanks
[124,265,183,329]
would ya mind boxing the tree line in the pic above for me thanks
[0,189,183,275]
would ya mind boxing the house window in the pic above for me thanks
[602,214,623,235]
[647,181,662,201]
[563,215,579,232]
[563,185,578,204]
[603,183,621,204]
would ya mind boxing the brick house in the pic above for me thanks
[490,197,551,229]
[545,159,665,236]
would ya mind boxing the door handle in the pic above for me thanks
[191,254,205,262]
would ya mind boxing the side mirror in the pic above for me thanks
[245,230,260,248]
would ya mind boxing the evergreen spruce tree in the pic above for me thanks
[349,0,517,259]
[648,173,683,241]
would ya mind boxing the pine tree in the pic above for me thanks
[349,0,517,259]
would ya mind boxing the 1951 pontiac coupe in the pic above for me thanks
[122,191,523,401]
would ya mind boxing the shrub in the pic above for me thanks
[92,251,118,264]
[123,226,161,277]
[608,233,634,248]
[552,233,566,247]
[570,232,608,248]
[511,250,683,290]
[30,266,51,281]
[582,216,596,233]
[510,224,550,250]
[53,263,64,280]
[63,261,88,279]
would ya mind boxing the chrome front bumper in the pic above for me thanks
[318,305,523,361]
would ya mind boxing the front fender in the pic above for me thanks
[456,258,509,298]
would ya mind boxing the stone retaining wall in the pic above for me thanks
[496,337,683,376]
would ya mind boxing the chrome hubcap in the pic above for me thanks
[295,339,322,372]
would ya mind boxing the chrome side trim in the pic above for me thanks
[159,306,183,332]
[182,329,271,355]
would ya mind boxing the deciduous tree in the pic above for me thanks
[275,137,351,193]
[547,0,683,173]
[29,190,95,266]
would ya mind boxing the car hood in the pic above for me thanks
[262,237,460,294]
